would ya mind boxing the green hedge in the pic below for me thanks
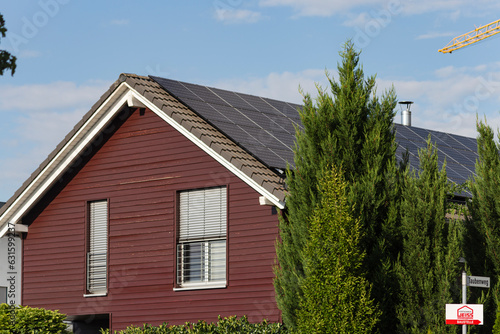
[0,303,71,334]
[100,315,287,334]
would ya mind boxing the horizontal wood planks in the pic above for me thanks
[22,108,280,331]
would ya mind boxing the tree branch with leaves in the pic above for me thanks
[0,13,17,76]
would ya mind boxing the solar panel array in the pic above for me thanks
[152,76,303,170]
[151,76,478,196]
[394,124,477,196]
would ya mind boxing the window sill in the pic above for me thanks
[83,292,108,298]
[173,282,227,291]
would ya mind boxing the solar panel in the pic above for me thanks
[190,86,230,106]
[183,99,235,125]
[151,76,202,102]
[263,99,303,126]
[151,76,479,193]
[235,108,292,136]
[394,124,478,189]
[211,88,250,110]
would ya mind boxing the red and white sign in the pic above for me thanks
[446,304,483,325]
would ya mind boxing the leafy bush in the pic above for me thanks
[100,315,287,334]
[0,303,71,334]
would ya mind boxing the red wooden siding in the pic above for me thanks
[22,108,280,331]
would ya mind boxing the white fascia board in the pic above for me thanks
[0,84,130,235]
[123,84,286,209]
[126,91,146,108]
[15,224,29,233]
[0,224,9,238]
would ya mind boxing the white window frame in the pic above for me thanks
[175,187,227,290]
[85,200,108,296]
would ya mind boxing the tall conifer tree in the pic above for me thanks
[395,139,462,333]
[297,167,379,334]
[274,40,400,331]
[468,119,500,332]
[470,121,500,272]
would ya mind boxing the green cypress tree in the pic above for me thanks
[469,120,500,272]
[395,138,462,333]
[297,167,379,334]
[274,40,400,331]
[468,119,500,332]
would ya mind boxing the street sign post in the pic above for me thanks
[467,276,490,288]
[446,271,490,333]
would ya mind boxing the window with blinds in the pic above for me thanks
[87,200,108,294]
[177,187,227,287]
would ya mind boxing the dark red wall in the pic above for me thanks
[22,108,280,331]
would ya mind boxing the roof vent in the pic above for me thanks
[399,101,413,126]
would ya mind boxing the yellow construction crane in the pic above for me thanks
[439,18,500,53]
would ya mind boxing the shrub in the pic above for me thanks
[100,315,287,334]
[0,303,71,334]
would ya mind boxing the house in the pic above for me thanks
[0,74,478,332]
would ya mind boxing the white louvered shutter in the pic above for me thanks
[87,200,108,293]
[177,187,227,285]
[179,187,226,241]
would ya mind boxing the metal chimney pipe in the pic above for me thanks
[399,101,413,126]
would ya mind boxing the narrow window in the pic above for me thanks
[177,187,227,288]
[87,200,108,294]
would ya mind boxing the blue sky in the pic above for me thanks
[1,0,500,201]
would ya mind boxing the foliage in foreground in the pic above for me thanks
[394,139,463,333]
[274,39,399,332]
[0,303,71,334]
[297,167,379,334]
[468,119,500,332]
[100,315,287,334]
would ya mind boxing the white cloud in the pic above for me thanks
[259,0,496,17]
[16,108,89,145]
[416,31,456,40]
[0,81,110,111]
[377,64,500,137]
[0,80,111,200]
[0,108,89,192]
[343,12,373,28]
[260,0,379,16]
[399,0,466,16]
[213,69,328,104]
[214,9,263,24]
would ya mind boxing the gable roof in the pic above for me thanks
[0,74,289,235]
[0,73,479,235]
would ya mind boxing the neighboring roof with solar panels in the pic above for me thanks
[394,124,477,197]
[0,202,5,208]
[150,76,478,196]
[1,73,480,234]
